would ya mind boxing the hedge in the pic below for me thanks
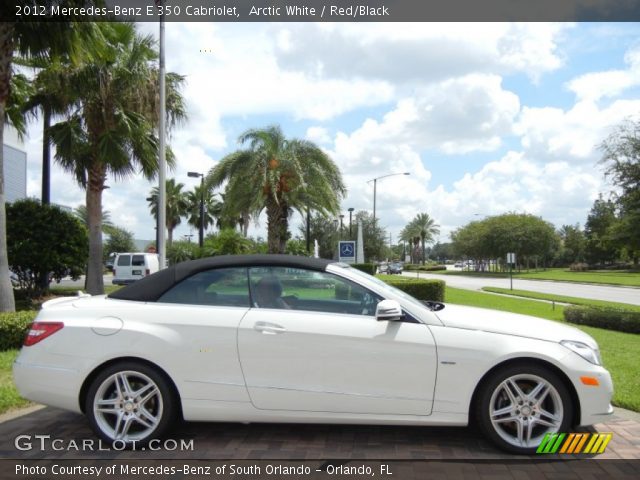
[403,264,447,272]
[380,277,445,302]
[564,306,640,334]
[0,311,37,351]
[351,263,376,275]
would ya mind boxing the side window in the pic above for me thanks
[248,267,381,316]
[158,268,250,307]
[117,255,131,267]
[131,255,145,266]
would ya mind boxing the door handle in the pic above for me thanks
[253,321,286,334]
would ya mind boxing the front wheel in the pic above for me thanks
[85,362,177,447]
[475,364,573,454]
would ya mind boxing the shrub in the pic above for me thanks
[7,199,88,298]
[0,311,37,351]
[419,265,447,271]
[351,263,376,275]
[403,264,420,271]
[564,306,640,334]
[569,262,589,272]
[380,277,445,302]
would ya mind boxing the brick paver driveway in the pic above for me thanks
[0,407,638,478]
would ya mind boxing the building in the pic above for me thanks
[3,125,27,202]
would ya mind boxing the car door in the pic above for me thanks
[131,254,146,281]
[238,267,437,416]
[150,267,251,403]
[114,254,131,283]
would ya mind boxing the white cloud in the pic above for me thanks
[305,126,331,144]
[274,23,567,84]
[566,45,640,102]
[516,99,640,163]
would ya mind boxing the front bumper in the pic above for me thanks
[572,365,614,426]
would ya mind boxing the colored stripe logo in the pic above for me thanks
[536,432,612,454]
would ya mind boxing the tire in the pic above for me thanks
[475,363,573,454]
[85,361,177,447]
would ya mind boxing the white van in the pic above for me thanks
[112,253,160,285]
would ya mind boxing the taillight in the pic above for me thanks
[24,322,64,346]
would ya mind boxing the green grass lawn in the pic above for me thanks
[445,286,640,412]
[481,287,640,312]
[0,350,30,415]
[433,268,640,287]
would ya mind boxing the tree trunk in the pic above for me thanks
[0,24,16,312]
[421,236,425,265]
[168,227,173,247]
[85,164,105,295]
[42,105,51,204]
[266,198,288,254]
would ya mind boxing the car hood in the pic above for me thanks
[434,304,598,349]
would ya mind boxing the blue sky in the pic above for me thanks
[24,22,640,245]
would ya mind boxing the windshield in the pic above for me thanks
[341,265,439,313]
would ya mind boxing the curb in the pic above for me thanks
[0,404,45,424]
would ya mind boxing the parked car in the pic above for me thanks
[388,262,403,274]
[14,255,612,454]
[377,262,389,274]
[112,252,159,285]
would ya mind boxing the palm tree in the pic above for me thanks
[399,224,422,264]
[74,205,115,234]
[206,125,346,253]
[48,22,186,294]
[0,16,98,311]
[410,213,441,265]
[20,55,75,205]
[185,183,220,234]
[148,179,188,247]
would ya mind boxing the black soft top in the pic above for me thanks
[108,254,334,302]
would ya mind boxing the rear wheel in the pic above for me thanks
[476,364,573,454]
[85,362,176,446]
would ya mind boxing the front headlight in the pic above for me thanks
[561,340,602,366]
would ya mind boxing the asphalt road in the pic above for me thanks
[401,271,640,306]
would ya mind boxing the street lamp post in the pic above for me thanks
[348,207,354,238]
[367,172,410,230]
[188,172,205,248]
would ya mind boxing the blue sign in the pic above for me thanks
[339,241,356,263]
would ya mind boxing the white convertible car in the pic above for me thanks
[14,255,613,454]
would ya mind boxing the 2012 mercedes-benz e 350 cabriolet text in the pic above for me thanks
[14,255,613,454]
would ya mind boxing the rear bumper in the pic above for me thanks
[13,360,83,413]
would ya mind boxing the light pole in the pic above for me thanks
[367,172,410,231]
[158,0,167,269]
[339,214,344,239]
[188,172,205,248]
[348,207,354,238]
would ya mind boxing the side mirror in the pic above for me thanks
[375,299,404,322]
